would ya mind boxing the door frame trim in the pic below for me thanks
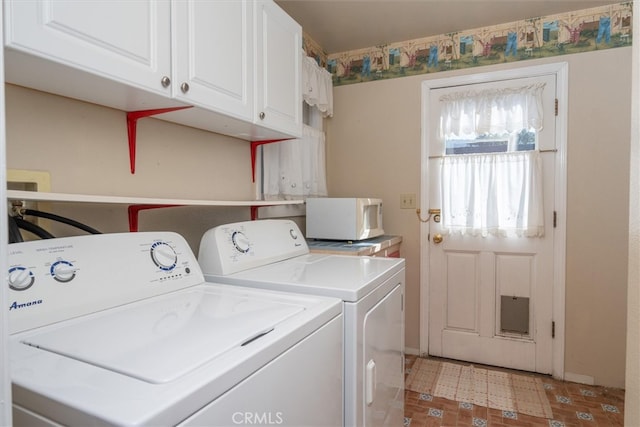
[419,62,568,380]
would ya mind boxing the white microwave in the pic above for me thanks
[305,197,384,241]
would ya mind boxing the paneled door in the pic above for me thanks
[425,71,560,374]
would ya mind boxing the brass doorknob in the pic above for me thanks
[432,234,443,244]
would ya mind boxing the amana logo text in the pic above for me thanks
[9,299,43,310]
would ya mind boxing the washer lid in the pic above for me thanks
[19,287,303,384]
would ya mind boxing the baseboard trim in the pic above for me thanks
[564,371,595,385]
[405,347,420,356]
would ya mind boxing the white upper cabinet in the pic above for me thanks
[4,0,174,106]
[255,0,302,138]
[172,0,253,122]
[3,0,302,141]
[166,0,301,139]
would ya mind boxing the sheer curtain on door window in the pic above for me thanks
[255,53,332,200]
[439,83,546,237]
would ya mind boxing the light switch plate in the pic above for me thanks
[400,193,416,209]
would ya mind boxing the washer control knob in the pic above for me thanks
[50,260,76,283]
[151,242,178,271]
[232,231,250,253]
[8,266,35,291]
[289,228,299,240]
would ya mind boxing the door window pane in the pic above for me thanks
[445,129,537,155]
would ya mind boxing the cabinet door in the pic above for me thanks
[172,0,253,121]
[4,1,171,96]
[254,0,302,138]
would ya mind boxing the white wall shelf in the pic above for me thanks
[7,190,304,231]
[7,190,303,207]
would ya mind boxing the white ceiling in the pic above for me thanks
[275,0,622,54]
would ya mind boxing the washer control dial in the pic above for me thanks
[151,241,178,271]
[50,260,76,283]
[232,231,250,253]
[289,228,299,240]
[8,266,35,291]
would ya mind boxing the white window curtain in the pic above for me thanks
[302,54,333,118]
[441,151,544,237]
[439,83,546,237]
[440,83,545,139]
[256,54,331,201]
[258,125,327,200]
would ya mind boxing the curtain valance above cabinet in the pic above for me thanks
[302,54,333,117]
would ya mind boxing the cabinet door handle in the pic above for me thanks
[259,112,265,120]
[180,82,190,93]
[160,76,171,88]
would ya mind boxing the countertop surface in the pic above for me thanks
[306,235,402,256]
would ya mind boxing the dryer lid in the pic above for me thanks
[210,254,404,301]
[18,287,304,384]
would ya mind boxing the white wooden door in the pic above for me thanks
[254,0,302,137]
[172,0,253,121]
[4,0,171,96]
[427,73,557,374]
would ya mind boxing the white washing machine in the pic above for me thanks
[7,231,343,426]
[198,219,405,427]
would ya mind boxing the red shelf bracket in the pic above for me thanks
[128,204,182,232]
[250,205,259,220]
[127,106,193,174]
[250,138,291,182]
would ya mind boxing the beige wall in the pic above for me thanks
[326,47,631,388]
[625,2,639,423]
[5,84,255,253]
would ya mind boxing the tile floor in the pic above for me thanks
[404,355,625,427]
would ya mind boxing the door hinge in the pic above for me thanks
[552,321,555,338]
[555,98,558,116]
[553,211,557,228]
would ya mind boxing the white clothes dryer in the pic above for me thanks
[199,219,405,427]
[8,231,343,427]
